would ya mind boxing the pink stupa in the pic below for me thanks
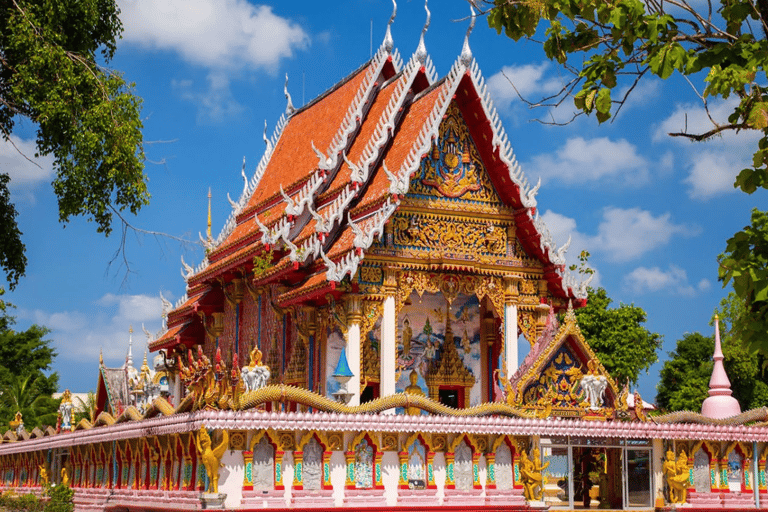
[700,315,742,419]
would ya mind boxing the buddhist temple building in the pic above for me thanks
[2,7,768,512]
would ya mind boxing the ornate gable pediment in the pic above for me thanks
[408,101,500,205]
[509,305,628,420]
[375,100,538,267]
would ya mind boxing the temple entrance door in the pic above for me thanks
[572,447,623,510]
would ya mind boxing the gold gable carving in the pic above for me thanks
[508,305,626,420]
[409,101,500,204]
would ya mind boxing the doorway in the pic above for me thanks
[541,437,653,510]
[573,447,623,509]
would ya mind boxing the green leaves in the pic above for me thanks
[718,209,768,356]
[574,288,662,386]
[0,0,147,288]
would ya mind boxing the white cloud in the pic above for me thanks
[655,98,761,198]
[173,72,245,124]
[487,62,575,123]
[541,207,699,263]
[487,63,561,105]
[118,0,309,73]
[594,207,700,261]
[526,137,655,186]
[0,135,55,196]
[623,265,699,296]
[24,293,166,363]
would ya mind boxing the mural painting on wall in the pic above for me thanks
[408,441,426,490]
[354,439,374,489]
[395,291,481,407]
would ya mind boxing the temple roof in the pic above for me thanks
[151,17,590,351]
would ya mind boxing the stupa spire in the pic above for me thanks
[206,187,212,241]
[125,325,135,369]
[701,315,742,419]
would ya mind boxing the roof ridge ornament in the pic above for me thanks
[460,4,476,66]
[384,0,397,51]
[415,0,430,64]
[284,74,295,115]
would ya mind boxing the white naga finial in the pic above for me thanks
[384,0,397,51]
[284,73,295,115]
[263,120,270,149]
[240,156,248,196]
[415,0,430,63]
[461,4,477,65]
[180,255,194,280]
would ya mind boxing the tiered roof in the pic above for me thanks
[151,10,588,352]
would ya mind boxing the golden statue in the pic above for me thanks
[404,370,425,415]
[39,465,48,486]
[401,318,412,356]
[663,450,690,504]
[195,426,229,494]
[61,467,69,487]
[520,448,548,501]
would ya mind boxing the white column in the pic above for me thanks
[381,294,396,398]
[380,269,397,411]
[346,295,362,407]
[503,277,520,379]
[504,303,518,379]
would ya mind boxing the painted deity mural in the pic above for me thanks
[395,291,482,408]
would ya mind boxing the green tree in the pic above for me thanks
[0,0,147,289]
[483,0,768,356]
[73,391,96,424]
[0,300,59,429]
[0,373,59,429]
[656,332,713,411]
[655,292,768,411]
[573,287,662,386]
[718,209,768,356]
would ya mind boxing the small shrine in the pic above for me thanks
[0,5,767,512]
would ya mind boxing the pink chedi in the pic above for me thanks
[701,315,742,419]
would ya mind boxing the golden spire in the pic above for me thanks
[207,187,212,241]
[99,348,104,366]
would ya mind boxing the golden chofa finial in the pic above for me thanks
[99,348,104,366]
[207,187,212,241]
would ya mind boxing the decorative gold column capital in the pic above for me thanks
[503,276,520,304]
[383,267,398,296]
[346,295,362,324]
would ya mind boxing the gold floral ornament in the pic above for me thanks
[196,427,229,494]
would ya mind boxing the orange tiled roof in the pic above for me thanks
[243,65,372,215]
[319,74,403,203]
[353,84,444,214]
[160,45,589,332]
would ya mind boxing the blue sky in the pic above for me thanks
[2,0,763,403]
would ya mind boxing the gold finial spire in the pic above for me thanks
[207,187,212,241]
[129,325,133,334]
[99,348,104,366]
